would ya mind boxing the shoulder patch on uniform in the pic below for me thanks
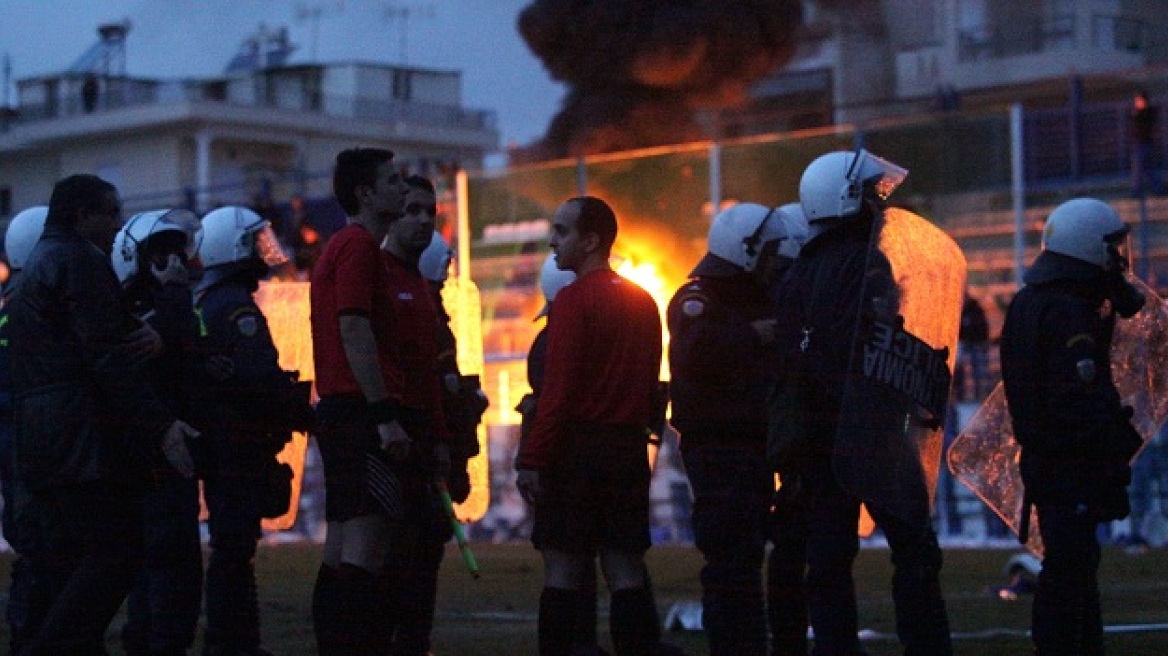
[674,282,710,318]
[681,298,706,318]
[235,314,259,337]
[1076,359,1096,383]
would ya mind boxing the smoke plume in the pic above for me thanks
[516,0,803,162]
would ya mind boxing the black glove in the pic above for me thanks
[1107,269,1146,319]
[1108,411,1144,463]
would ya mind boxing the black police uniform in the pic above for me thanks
[772,215,951,656]
[195,265,311,656]
[1001,255,1143,656]
[669,266,806,656]
[120,281,206,656]
[0,285,34,653]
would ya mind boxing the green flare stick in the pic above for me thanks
[435,479,480,578]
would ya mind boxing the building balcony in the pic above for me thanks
[5,69,497,136]
[896,13,1150,99]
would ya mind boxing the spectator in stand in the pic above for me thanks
[957,293,991,401]
[289,196,324,279]
[1130,89,1164,197]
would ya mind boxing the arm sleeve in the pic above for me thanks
[516,290,586,470]
[70,257,173,442]
[334,232,379,315]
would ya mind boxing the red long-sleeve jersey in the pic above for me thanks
[517,268,662,470]
[382,251,448,441]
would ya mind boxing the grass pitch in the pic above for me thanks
[2,541,1167,655]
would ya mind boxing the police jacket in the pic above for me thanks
[9,224,174,490]
[772,217,880,446]
[195,266,312,447]
[122,279,207,421]
[1001,274,1142,507]
[667,273,775,442]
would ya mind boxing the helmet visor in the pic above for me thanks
[863,151,909,200]
[1105,226,1133,272]
[157,210,203,259]
[254,224,289,267]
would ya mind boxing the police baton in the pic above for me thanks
[435,478,480,579]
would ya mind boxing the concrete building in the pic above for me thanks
[723,0,1168,136]
[0,24,499,219]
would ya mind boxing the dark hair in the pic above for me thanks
[46,174,117,228]
[569,196,617,251]
[333,148,396,215]
[405,174,435,195]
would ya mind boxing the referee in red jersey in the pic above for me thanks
[309,148,410,654]
[516,196,678,656]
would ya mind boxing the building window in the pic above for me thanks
[393,70,412,101]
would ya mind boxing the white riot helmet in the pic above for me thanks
[536,252,576,319]
[1040,198,1128,270]
[691,202,788,277]
[799,149,908,224]
[419,232,453,283]
[4,206,48,271]
[111,208,201,283]
[1026,197,1145,317]
[198,206,288,269]
[775,202,810,259]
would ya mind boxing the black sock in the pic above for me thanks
[540,587,583,656]
[328,563,381,655]
[576,570,600,647]
[312,564,339,655]
[610,587,662,656]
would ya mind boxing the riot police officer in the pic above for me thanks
[417,231,488,505]
[773,150,953,655]
[669,202,806,656]
[1000,198,1145,655]
[0,206,46,653]
[195,205,312,656]
[112,208,206,656]
[515,254,576,447]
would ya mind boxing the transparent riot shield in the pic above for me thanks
[949,277,1168,555]
[834,208,967,530]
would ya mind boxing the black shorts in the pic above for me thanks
[531,424,652,555]
[315,396,386,522]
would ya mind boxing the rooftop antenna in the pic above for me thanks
[68,19,131,76]
[295,1,346,63]
[381,2,434,65]
[224,24,298,74]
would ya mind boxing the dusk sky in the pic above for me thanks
[0,0,565,163]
